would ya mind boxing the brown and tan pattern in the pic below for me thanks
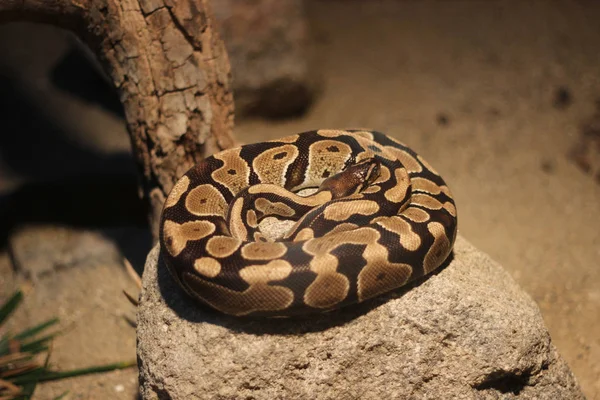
[252,145,299,185]
[194,257,221,278]
[211,149,251,195]
[241,242,288,260]
[372,216,422,251]
[301,140,354,188]
[185,184,228,217]
[164,176,190,208]
[206,236,242,258]
[254,198,296,218]
[322,200,379,221]
[160,130,458,316]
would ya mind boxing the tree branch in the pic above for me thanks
[0,0,236,238]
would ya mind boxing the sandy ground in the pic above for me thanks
[0,1,599,399]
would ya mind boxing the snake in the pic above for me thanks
[159,130,457,317]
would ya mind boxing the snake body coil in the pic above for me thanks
[160,130,457,317]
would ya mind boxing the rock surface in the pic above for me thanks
[213,0,316,118]
[137,236,584,399]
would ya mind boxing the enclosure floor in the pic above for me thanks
[0,0,598,399]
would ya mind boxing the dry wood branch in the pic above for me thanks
[0,0,236,238]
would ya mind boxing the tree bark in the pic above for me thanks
[0,0,236,238]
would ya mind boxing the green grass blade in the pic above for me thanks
[0,337,10,355]
[53,391,70,400]
[0,291,23,326]
[11,360,136,384]
[14,318,60,341]
[39,360,137,382]
[8,365,45,386]
[19,334,59,354]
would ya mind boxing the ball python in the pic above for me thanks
[160,130,457,317]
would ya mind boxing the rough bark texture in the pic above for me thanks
[0,0,236,237]
[137,236,585,399]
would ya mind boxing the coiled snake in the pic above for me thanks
[160,130,457,317]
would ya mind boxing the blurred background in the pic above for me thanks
[0,0,598,398]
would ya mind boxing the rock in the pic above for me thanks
[213,0,316,118]
[137,236,585,399]
[9,225,123,280]
[9,224,151,281]
[569,102,600,185]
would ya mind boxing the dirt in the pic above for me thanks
[0,1,599,399]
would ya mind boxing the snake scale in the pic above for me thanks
[160,130,457,317]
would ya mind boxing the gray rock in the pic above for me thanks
[137,236,584,399]
[213,0,316,118]
[9,225,122,280]
[9,225,150,281]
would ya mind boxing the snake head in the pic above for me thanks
[320,158,381,198]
